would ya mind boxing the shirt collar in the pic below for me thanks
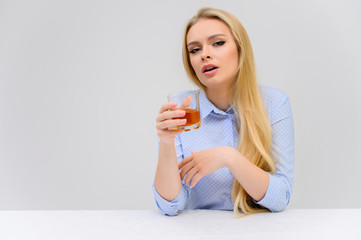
[199,89,234,120]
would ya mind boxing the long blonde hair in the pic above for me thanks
[182,7,275,217]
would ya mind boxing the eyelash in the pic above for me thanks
[189,41,226,54]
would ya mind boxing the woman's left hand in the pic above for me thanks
[178,147,235,188]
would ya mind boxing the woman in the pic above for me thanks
[153,7,294,217]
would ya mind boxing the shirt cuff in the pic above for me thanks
[152,183,189,216]
[254,172,290,212]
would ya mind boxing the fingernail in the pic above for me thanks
[181,119,187,124]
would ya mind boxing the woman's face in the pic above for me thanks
[186,18,239,91]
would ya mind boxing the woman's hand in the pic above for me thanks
[178,147,235,188]
[155,102,187,144]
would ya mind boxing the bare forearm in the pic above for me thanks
[225,147,269,202]
[154,140,182,202]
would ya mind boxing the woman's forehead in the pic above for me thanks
[187,18,231,43]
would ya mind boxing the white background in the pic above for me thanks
[0,0,360,210]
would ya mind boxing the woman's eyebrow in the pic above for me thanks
[187,33,226,47]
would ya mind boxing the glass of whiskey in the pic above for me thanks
[167,89,201,131]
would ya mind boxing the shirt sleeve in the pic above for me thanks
[254,91,295,212]
[152,135,191,216]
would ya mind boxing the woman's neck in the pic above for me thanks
[205,87,231,112]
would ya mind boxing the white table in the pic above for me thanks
[0,209,360,239]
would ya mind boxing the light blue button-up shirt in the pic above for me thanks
[153,85,295,216]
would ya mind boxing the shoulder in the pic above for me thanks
[258,85,291,121]
[259,85,289,104]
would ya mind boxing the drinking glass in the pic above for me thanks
[167,90,201,131]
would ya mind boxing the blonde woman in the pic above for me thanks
[153,7,294,217]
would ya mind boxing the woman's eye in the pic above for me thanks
[189,48,200,54]
[214,41,225,46]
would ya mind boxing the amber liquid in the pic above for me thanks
[173,108,201,131]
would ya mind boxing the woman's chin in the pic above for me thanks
[200,78,229,90]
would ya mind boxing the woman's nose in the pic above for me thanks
[201,46,212,61]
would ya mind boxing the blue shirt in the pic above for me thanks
[153,85,295,216]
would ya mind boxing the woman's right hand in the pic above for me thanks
[156,102,187,144]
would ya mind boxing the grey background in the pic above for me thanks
[0,0,360,210]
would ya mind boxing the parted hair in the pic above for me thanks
[182,7,275,217]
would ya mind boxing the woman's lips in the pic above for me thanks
[203,67,219,76]
[202,64,219,76]
[202,64,219,73]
